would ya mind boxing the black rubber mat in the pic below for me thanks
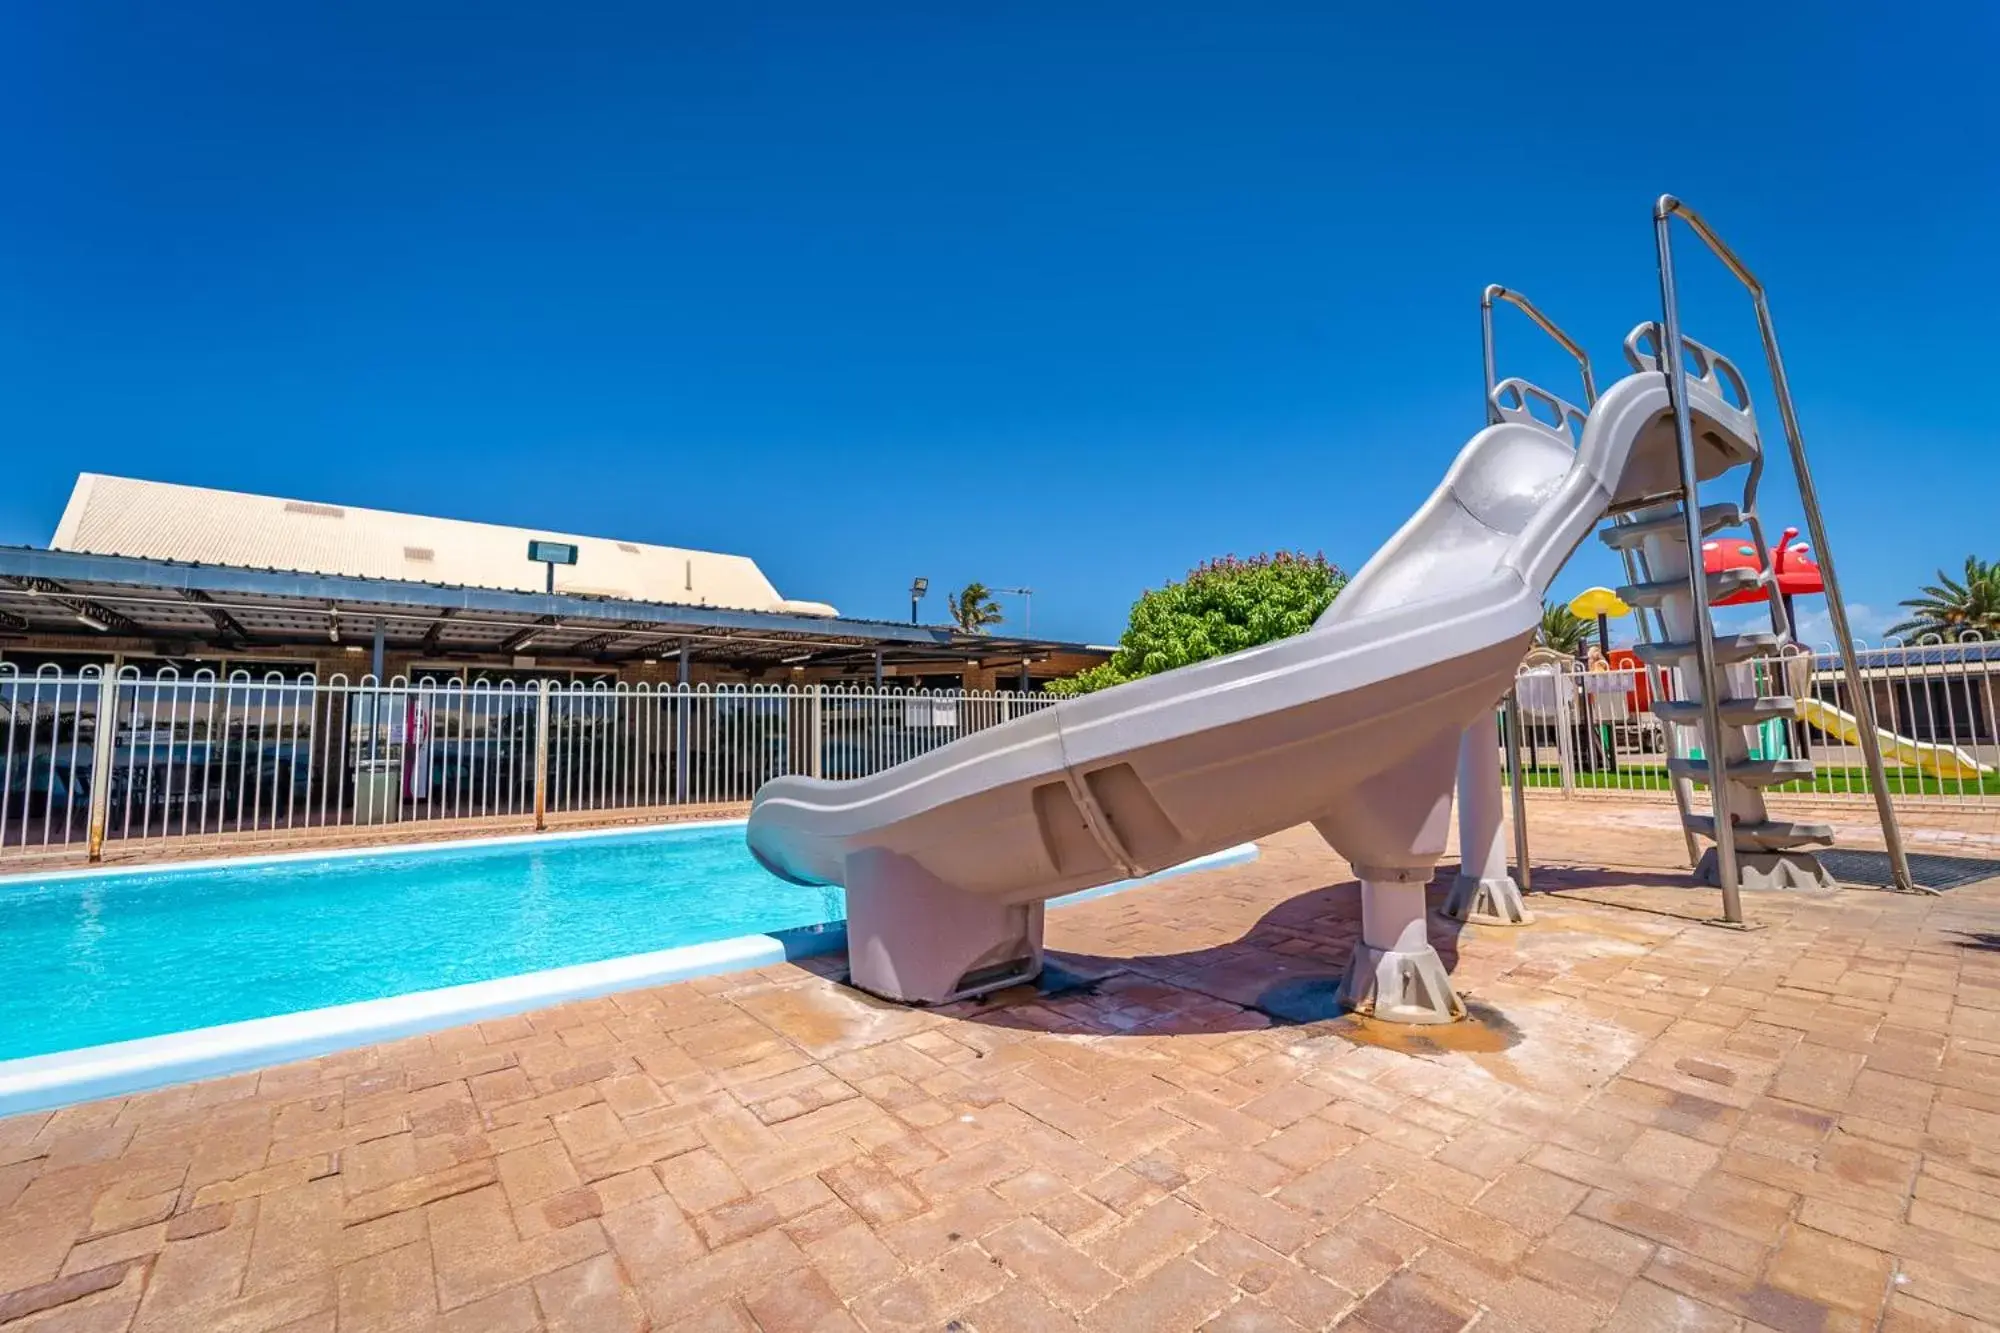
[1818,848,2000,892]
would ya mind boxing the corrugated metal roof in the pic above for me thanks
[51,474,838,616]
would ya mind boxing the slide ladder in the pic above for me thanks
[1602,326,1835,895]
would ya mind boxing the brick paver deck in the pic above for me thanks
[1,801,1997,1331]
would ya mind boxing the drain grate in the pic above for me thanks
[1818,849,2000,892]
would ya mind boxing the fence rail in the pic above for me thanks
[0,668,1058,862]
[1504,640,2000,812]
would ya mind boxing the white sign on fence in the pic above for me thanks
[903,697,959,729]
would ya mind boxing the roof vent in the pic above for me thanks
[403,546,435,562]
[283,501,346,519]
[617,542,640,554]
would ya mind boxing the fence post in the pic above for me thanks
[1502,687,1532,890]
[86,665,121,861]
[809,685,824,778]
[533,679,550,831]
[1556,674,1577,796]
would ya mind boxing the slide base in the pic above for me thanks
[1338,942,1465,1025]
[1338,878,1465,1025]
[1695,848,1836,893]
[843,849,1046,1006]
[1442,874,1533,927]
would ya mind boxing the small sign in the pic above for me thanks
[528,540,579,565]
[904,697,960,729]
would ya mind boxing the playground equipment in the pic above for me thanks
[1695,530,1987,779]
[1795,696,1992,780]
[747,195,1917,1021]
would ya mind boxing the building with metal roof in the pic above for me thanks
[2,476,1107,689]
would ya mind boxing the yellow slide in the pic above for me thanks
[1795,697,1994,780]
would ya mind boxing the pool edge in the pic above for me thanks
[0,841,1258,1117]
[0,815,753,887]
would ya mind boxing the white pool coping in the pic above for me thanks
[0,837,1258,1116]
[0,816,747,886]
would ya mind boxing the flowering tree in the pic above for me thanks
[1046,552,1346,696]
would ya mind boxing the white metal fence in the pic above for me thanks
[1502,639,2000,811]
[8,641,1993,865]
[0,668,1059,862]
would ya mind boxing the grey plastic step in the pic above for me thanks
[1600,503,1743,551]
[1631,632,1779,667]
[1684,814,1835,850]
[1619,567,1766,608]
[1667,756,1817,788]
[1652,697,1796,727]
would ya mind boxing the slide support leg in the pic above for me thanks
[1442,722,1533,925]
[1339,870,1465,1025]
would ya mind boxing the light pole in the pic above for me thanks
[909,577,929,625]
[993,587,1034,633]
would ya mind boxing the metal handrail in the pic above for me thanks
[1654,195,1919,895]
[1479,283,1600,893]
[1480,284,1599,422]
[1651,212,1746,920]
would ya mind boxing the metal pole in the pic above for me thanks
[370,619,385,682]
[1751,308,1915,888]
[1478,283,1598,891]
[809,684,824,778]
[675,644,690,805]
[1503,684,1531,890]
[532,677,549,831]
[85,657,122,861]
[1480,295,1500,425]
[1653,208,1743,924]
[1656,195,1916,894]
[873,648,884,688]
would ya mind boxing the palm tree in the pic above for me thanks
[1888,556,2000,642]
[1537,601,1595,656]
[949,582,1005,634]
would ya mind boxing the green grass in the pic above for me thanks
[1517,764,2000,798]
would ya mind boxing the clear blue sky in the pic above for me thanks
[4,2,1993,647]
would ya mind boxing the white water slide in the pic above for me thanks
[749,329,1766,1017]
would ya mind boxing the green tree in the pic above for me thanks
[1536,601,1596,655]
[1045,552,1347,696]
[1888,556,2000,642]
[949,582,1005,633]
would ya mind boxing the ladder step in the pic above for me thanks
[1619,567,1766,608]
[1652,697,1796,727]
[1631,632,1778,667]
[1667,756,1816,788]
[1600,503,1743,551]
[1684,814,1835,850]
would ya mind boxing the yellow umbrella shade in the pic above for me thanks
[1567,587,1631,619]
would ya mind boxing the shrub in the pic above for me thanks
[1046,551,1347,696]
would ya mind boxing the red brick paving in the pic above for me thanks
[1,800,1997,1330]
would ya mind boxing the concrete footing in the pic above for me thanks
[1695,847,1836,892]
[1338,878,1464,1025]
[1443,872,1533,926]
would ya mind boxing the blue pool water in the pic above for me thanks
[0,825,848,1061]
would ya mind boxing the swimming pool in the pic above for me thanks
[0,822,1255,1113]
